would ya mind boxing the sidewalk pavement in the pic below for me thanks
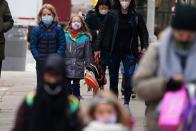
[0,71,146,131]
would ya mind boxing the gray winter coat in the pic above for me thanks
[64,32,92,79]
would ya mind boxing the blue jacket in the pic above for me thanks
[64,31,92,79]
[30,22,65,63]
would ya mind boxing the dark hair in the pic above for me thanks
[113,0,136,11]
[95,0,112,10]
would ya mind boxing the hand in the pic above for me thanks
[94,51,101,60]
[138,48,146,60]
[166,75,184,92]
[140,48,146,54]
[96,30,99,35]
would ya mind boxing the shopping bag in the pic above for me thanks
[158,87,189,131]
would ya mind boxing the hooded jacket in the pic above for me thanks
[64,32,92,79]
[12,54,83,131]
[85,0,111,50]
[0,0,14,60]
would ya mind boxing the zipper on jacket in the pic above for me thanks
[69,44,72,52]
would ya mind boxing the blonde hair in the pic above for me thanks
[88,91,131,128]
[66,15,92,39]
[37,4,58,23]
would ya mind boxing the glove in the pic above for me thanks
[166,78,183,91]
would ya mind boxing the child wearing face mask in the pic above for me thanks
[83,92,134,131]
[64,16,92,100]
[30,4,65,88]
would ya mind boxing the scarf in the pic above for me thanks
[71,30,80,38]
[158,28,196,83]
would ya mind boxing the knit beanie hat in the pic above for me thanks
[171,4,196,31]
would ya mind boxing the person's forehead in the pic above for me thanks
[43,8,52,13]
[72,16,81,21]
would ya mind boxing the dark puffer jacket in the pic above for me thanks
[30,22,65,63]
[0,0,14,60]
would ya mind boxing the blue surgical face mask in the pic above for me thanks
[42,15,53,25]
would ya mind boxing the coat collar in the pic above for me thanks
[39,21,58,30]
[66,31,90,42]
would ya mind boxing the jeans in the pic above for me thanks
[65,78,81,99]
[108,54,137,104]
[0,61,2,78]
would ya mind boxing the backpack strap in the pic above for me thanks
[25,91,36,107]
[69,95,80,114]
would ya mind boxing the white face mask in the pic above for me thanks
[96,115,117,124]
[71,22,82,30]
[120,1,131,9]
[99,9,109,15]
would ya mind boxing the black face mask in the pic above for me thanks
[175,40,193,50]
[43,82,63,96]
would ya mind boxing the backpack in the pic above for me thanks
[25,91,80,114]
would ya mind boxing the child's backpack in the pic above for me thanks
[84,57,106,90]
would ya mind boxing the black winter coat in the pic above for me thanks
[94,9,149,58]
[85,10,106,50]
[0,0,13,60]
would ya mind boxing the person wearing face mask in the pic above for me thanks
[133,5,196,131]
[85,0,112,94]
[30,4,65,88]
[12,54,83,131]
[94,0,148,112]
[64,16,92,100]
[83,91,133,131]
[86,0,111,51]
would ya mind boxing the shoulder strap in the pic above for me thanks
[25,91,36,107]
[69,95,80,114]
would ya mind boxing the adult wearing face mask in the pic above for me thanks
[94,0,149,111]
[0,0,13,78]
[133,5,196,131]
[85,0,111,51]
[12,54,83,131]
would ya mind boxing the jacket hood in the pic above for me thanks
[84,121,130,131]
[43,54,65,78]
[95,0,112,11]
